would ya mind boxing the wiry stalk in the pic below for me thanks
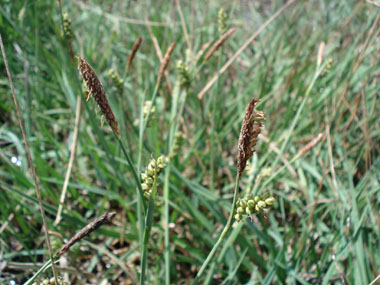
[193,97,265,283]
[140,163,159,284]
[136,41,176,253]
[192,174,241,284]
[0,33,59,284]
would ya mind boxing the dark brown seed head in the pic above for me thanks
[156,41,176,87]
[77,56,120,136]
[126,36,142,72]
[237,98,265,176]
[204,27,237,62]
[56,212,116,258]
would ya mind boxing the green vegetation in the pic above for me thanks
[1,0,379,284]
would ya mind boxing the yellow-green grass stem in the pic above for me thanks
[140,169,158,284]
[192,174,241,283]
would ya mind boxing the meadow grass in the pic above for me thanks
[1,0,380,284]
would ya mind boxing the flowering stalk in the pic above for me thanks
[193,98,265,283]
[141,155,168,199]
[56,212,116,258]
[234,193,275,223]
[77,55,146,211]
[140,156,167,284]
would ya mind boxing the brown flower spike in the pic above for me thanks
[156,41,176,87]
[237,98,265,176]
[126,36,142,72]
[77,56,120,136]
[204,27,237,62]
[56,212,116,258]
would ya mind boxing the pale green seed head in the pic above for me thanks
[257,200,266,209]
[265,197,275,206]
[240,199,247,208]
[255,204,261,213]
[237,207,245,214]
[247,199,255,208]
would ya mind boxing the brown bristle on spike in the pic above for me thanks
[237,98,265,176]
[77,56,120,136]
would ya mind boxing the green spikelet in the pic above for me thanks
[141,155,169,199]
[321,58,333,77]
[177,60,190,88]
[169,131,185,159]
[62,12,72,40]
[233,193,276,223]
[107,68,124,94]
[218,8,227,35]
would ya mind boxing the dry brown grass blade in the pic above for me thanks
[176,0,192,50]
[197,0,296,100]
[56,212,116,258]
[54,95,82,226]
[0,32,59,284]
[295,133,324,159]
[146,21,173,93]
[204,27,237,62]
[260,135,297,178]
[126,36,142,72]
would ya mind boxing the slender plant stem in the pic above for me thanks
[0,33,59,284]
[164,86,188,284]
[140,168,158,284]
[116,134,146,213]
[24,259,53,285]
[163,164,171,285]
[269,61,325,172]
[192,174,241,284]
[136,84,159,257]
[136,81,163,283]
[209,48,224,192]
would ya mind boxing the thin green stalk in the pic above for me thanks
[209,48,224,193]
[269,62,326,171]
[0,33,59,284]
[163,164,171,285]
[164,87,188,284]
[137,81,163,283]
[192,174,241,284]
[24,259,53,285]
[136,84,159,249]
[140,168,158,284]
[116,133,146,212]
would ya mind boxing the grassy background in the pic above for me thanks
[1,0,380,284]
